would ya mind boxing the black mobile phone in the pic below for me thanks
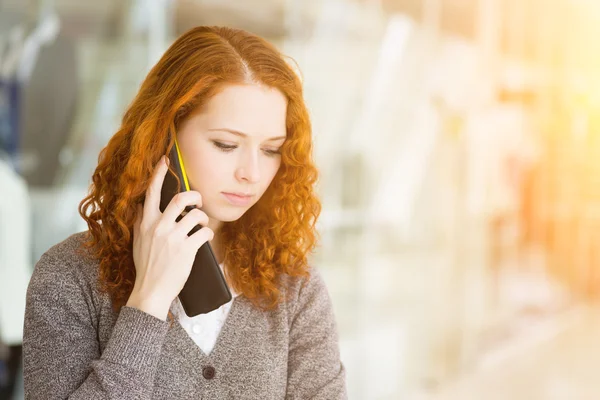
[159,138,232,317]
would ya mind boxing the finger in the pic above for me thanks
[144,155,169,222]
[173,208,209,238]
[187,226,214,250]
[162,191,203,224]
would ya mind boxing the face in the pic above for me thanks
[176,83,287,234]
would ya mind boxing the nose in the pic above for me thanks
[235,150,261,184]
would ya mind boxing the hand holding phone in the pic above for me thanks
[157,139,232,317]
[129,155,214,321]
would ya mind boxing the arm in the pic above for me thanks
[23,253,170,399]
[285,269,347,399]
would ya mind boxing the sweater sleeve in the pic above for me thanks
[285,268,347,399]
[22,252,170,400]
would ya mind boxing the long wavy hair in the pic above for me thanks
[78,26,321,322]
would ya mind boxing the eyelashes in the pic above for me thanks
[212,141,281,156]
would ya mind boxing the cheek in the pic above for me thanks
[199,153,225,176]
[187,147,227,188]
[263,160,282,185]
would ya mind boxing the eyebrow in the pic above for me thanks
[207,128,286,142]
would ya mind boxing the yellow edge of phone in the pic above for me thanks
[174,139,191,191]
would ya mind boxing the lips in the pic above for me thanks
[225,192,253,197]
[222,192,254,206]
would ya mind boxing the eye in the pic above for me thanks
[263,149,281,157]
[213,141,281,157]
[212,141,237,152]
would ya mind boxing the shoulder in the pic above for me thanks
[41,230,94,260]
[280,266,333,317]
[27,230,101,302]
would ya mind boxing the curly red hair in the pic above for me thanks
[78,26,321,322]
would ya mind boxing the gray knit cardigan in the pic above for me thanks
[22,231,347,399]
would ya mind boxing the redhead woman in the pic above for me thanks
[22,26,346,399]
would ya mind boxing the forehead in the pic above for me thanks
[200,83,288,138]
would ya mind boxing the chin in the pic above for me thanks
[207,207,249,223]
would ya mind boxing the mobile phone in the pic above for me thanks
[159,138,232,317]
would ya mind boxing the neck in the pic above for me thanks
[209,234,224,265]
[205,217,224,263]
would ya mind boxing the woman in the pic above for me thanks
[22,26,347,399]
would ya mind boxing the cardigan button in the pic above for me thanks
[202,366,216,380]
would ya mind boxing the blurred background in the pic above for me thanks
[2,0,600,398]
